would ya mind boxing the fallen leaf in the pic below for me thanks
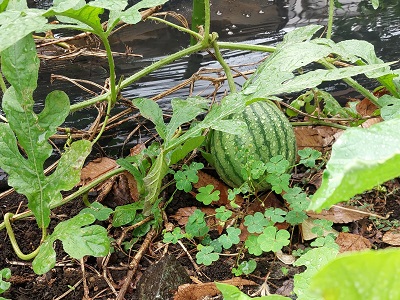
[335,232,371,253]
[80,157,117,186]
[276,250,296,265]
[294,126,341,153]
[300,218,339,241]
[130,143,146,156]
[382,230,400,246]
[174,278,257,300]
[307,205,369,223]
[171,207,217,227]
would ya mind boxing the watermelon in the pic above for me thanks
[209,100,296,191]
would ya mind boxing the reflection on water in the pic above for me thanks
[5,0,400,155]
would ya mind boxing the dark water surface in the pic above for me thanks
[6,0,400,155]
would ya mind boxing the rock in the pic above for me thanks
[136,255,191,300]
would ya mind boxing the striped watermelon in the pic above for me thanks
[209,100,296,191]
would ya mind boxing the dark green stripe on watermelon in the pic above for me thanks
[209,100,296,192]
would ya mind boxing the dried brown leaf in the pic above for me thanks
[294,126,341,153]
[382,230,400,246]
[301,218,339,241]
[174,278,257,300]
[335,232,371,253]
[307,205,369,223]
[80,157,117,186]
[171,206,217,228]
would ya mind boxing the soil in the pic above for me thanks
[1,171,400,300]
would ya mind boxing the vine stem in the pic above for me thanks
[4,213,41,260]
[147,16,203,41]
[70,42,205,112]
[211,38,237,92]
[218,42,276,53]
[319,58,380,106]
[291,121,348,130]
[327,0,335,39]
[91,33,116,144]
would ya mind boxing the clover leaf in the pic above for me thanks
[258,226,290,253]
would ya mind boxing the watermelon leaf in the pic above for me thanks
[32,213,110,274]
[309,249,400,300]
[0,34,92,228]
[308,118,400,211]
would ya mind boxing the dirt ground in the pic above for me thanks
[1,167,400,300]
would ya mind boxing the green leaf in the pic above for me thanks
[119,0,169,24]
[52,213,110,258]
[51,0,85,12]
[232,260,257,276]
[166,97,208,140]
[283,187,310,211]
[309,118,400,211]
[244,212,272,233]
[245,235,263,256]
[257,226,290,253]
[218,227,241,249]
[196,245,219,266]
[0,268,11,294]
[0,8,48,52]
[216,282,291,300]
[378,95,400,120]
[33,213,110,274]
[286,210,308,225]
[196,184,220,205]
[47,4,104,33]
[242,26,392,99]
[215,206,232,222]
[88,0,128,11]
[0,35,91,228]
[133,98,166,139]
[310,249,400,299]
[169,135,205,165]
[163,227,185,244]
[264,208,287,223]
[80,202,113,221]
[31,237,57,275]
[371,0,380,9]
[281,24,323,45]
[293,246,339,300]
[298,148,322,168]
[112,202,143,227]
[335,39,390,77]
[142,150,169,214]
[185,209,209,238]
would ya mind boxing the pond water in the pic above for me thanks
[5,0,400,156]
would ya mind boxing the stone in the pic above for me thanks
[136,255,191,300]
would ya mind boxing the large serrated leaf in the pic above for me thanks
[88,0,128,11]
[243,41,391,99]
[0,9,48,52]
[46,4,104,32]
[309,249,400,300]
[0,34,92,228]
[294,246,339,300]
[309,118,400,211]
[32,213,110,274]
